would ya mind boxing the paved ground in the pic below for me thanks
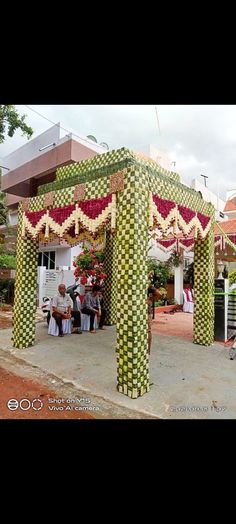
[153,311,233,346]
[0,306,45,330]
[153,311,193,339]
[1,318,235,419]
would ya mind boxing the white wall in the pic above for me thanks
[37,268,76,306]
[226,189,236,201]
[191,179,225,220]
[148,240,170,262]
[0,124,60,173]
[55,248,72,269]
[136,144,177,174]
[9,211,18,226]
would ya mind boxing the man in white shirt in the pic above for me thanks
[52,284,73,337]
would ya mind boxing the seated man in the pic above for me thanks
[52,284,73,337]
[81,284,104,333]
[97,287,106,330]
[66,280,82,334]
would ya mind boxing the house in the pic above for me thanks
[223,190,236,220]
[0,124,108,269]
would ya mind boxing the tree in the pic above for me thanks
[0,105,33,144]
[147,258,171,288]
[0,170,7,226]
[0,193,7,226]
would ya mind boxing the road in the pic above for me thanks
[0,349,152,419]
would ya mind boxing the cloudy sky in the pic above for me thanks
[1,105,236,200]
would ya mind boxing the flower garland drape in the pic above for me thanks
[150,193,211,239]
[22,194,116,241]
[155,234,236,253]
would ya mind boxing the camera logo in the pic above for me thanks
[7,398,44,411]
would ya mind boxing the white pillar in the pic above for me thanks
[174,264,184,304]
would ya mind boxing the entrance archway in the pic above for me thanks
[13,148,215,398]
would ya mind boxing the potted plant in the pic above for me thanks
[167,249,183,268]
[73,247,107,285]
[158,287,167,305]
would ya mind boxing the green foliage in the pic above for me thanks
[0,105,33,143]
[154,300,163,307]
[0,279,15,304]
[0,253,16,268]
[167,249,183,268]
[168,298,177,305]
[184,262,194,285]
[229,269,236,286]
[0,170,8,226]
[0,192,7,225]
[158,287,167,298]
[147,258,170,288]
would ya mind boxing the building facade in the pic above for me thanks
[0,124,107,269]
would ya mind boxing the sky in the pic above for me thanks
[1,104,236,200]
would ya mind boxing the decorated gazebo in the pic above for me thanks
[13,147,215,398]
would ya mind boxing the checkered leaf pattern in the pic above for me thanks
[193,229,215,345]
[116,167,150,398]
[149,172,214,217]
[29,175,111,212]
[13,204,38,349]
[104,230,117,325]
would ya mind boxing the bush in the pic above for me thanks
[154,300,163,307]
[147,258,171,288]
[0,253,16,269]
[0,279,15,304]
[168,298,177,305]
[229,269,236,286]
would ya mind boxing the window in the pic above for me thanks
[38,251,55,269]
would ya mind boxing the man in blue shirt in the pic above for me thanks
[81,284,104,333]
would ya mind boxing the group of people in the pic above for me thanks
[42,278,159,352]
[43,282,106,337]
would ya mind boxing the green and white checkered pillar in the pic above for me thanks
[13,204,38,349]
[116,167,149,398]
[104,230,117,325]
[193,227,215,345]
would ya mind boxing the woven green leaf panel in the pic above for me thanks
[13,205,38,349]
[104,230,117,325]
[193,229,215,345]
[116,167,149,398]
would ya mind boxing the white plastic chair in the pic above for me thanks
[48,316,72,336]
[183,290,194,313]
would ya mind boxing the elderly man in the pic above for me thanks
[52,284,79,337]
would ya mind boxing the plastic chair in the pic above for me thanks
[183,290,194,313]
[48,316,72,336]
